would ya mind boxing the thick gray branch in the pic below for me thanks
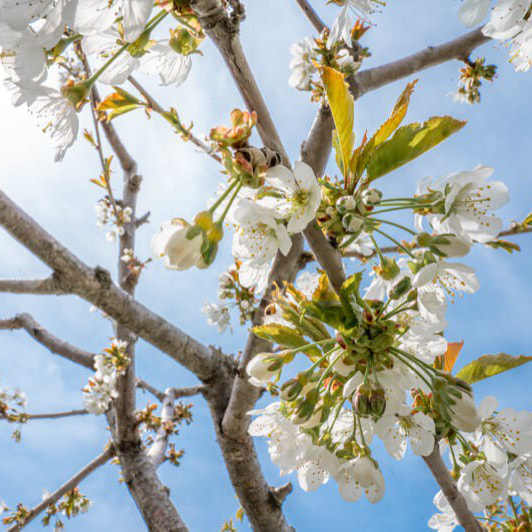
[423,444,483,531]
[295,0,325,33]
[191,0,289,163]
[9,446,114,531]
[0,189,220,382]
[352,28,490,98]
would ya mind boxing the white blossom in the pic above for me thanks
[201,301,231,333]
[376,406,435,460]
[264,162,321,234]
[417,166,509,244]
[151,218,202,271]
[288,37,316,90]
[428,490,458,531]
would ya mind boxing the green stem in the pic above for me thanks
[391,349,433,389]
[391,346,438,375]
[371,217,417,236]
[369,234,385,263]
[218,182,242,223]
[382,304,417,320]
[209,180,238,214]
[373,227,416,259]
[316,350,344,390]
[356,414,367,448]
[367,203,435,216]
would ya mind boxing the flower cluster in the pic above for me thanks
[0,380,26,441]
[41,488,91,530]
[455,57,497,105]
[240,82,521,508]
[202,262,257,333]
[459,0,532,72]
[83,339,129,415]
[152,110,322,292]
[289,29,366,97]
[95,197,133,242]
[0,0,201,160]
[429,396,532,530]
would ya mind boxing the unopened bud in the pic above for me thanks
[336,195,357,214]
[342,213,364,234]
[361,188,383,207]
[369,386,386,418]
[353,382,372,417]
[389,276,412,300]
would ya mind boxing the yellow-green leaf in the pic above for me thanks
[374,80,417,146]
[321,66,355,180]
[455,353,532,384]
[366,116,466,181]
[252,324,307,348]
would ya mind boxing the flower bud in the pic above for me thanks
[61,80,91,110]
[369,386,386,418]
[336,195,357,214]
[246,353,281,386]
[151,218,202,270]
[361,188,383,207]
[389,276,412,300]
[353,382,372,417]
[342,213,364,234]
[194,210,213,231]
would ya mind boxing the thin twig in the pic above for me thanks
[295,0,326,33]
[8,446,114,531]
[20,409,88,421]
[0,277,68,295]
[127,76,221,163]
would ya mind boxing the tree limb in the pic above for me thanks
[0,277,68,295]
[8,446,115,531]
[295,0,326,33]
[0,313,95,369]
[0,188,223,382]
[423,444,483,531]
[351,28,491,98]
[191,0,289,163]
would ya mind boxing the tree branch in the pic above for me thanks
[295,0,326,33]
[351,28,491,98]
[191,0,289,163]
[8,446,115,531]
[21,409,88,421]
[423,444,483,531]
[301,106,346,293]
[0,277,68,295]
[127,76,222,164]
[0,313,95,369]
[0,188,223,382]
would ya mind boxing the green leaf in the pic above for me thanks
[252,324,307,348]
[321,66,355,181]
[366,116,466,181]
[350,81,416,182]
[455,353,532,384]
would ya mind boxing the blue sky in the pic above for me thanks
[1,0,532,530]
